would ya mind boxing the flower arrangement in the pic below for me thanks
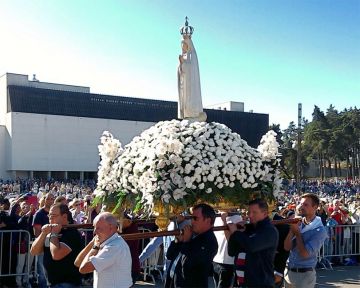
[94,120,281,214]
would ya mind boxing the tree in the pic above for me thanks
[303,106,330,179]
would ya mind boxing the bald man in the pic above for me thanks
[75,212,132,288]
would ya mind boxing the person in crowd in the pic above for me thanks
[328,199,346,263]
[284,193,328,288]
[70,198,85,224]
[33,193,54,236]
[316,199,328,226]
[38,195,46,209]
[165,203,218,288]
[0,198,19,287]
[351,207,360,263]
[227,198,279,288]
[122,217,141,285]
[75,212,132,288]
[212,210,242,288]
[54,195,67,205]
[272,210,291,288]
[328,199,346,224]
[16,200,35,286]
[83,200,98,222]
[30,203,83,287]
[139,214,191,278]
[32,192,54,288]
[342,213,353,263]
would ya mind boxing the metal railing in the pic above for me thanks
[2,224,359,285]
[0,230,32,287]
[318,224,360,270]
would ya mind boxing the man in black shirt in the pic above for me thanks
[165,203,218,288]
[228,199,279,288]
[31,203,83,287]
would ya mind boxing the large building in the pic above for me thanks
[0,73,269,180]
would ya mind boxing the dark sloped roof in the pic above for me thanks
[7,85,268,147]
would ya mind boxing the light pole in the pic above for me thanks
[358,139,360,180]
[297,103,302,193]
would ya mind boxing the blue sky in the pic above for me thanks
[1,0,359,129]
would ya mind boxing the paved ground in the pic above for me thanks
[316,266,360,287]
[134,266,360,287]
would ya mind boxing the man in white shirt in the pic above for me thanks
[75,212,132,288]
[213,211,242,288]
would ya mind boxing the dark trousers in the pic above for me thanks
[213,262,235,288]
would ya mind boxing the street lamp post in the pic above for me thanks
[358,139,360,180]
[297,103,302,193]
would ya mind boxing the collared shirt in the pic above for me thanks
[90,233,132,288]
[287,222,327,269]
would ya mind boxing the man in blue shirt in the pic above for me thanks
[284,193,327,288]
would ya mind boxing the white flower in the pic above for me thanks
[161,193,172,203]
[95,121,282,211]
[207,174,215,182]
[173,189,187,201]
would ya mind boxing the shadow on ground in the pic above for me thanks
[316,266,360,288]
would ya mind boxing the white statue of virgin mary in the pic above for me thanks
[177,18,207,122]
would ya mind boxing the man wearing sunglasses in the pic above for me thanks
[165,203,218,288]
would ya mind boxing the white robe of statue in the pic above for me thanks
[177,37,207,121]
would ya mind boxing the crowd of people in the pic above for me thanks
[0,177,359,287]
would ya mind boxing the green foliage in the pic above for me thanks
[180,180,275,208]
[278,105,360,179]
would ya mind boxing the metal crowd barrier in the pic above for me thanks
[0,230,32,287]
[318,224,360,270]
[79,228,94,246]
[80,227,164,283]
[2,224,358,286]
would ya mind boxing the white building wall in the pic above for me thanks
[2,72,90,93]
[0,125,11,179]
[206,101,244,112]
[0,74,8,126]
[7,113,154,174]
[1,72,90,129]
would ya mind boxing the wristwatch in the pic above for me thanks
[92,245,100,250]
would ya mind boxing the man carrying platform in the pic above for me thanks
[165,203,218,288]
